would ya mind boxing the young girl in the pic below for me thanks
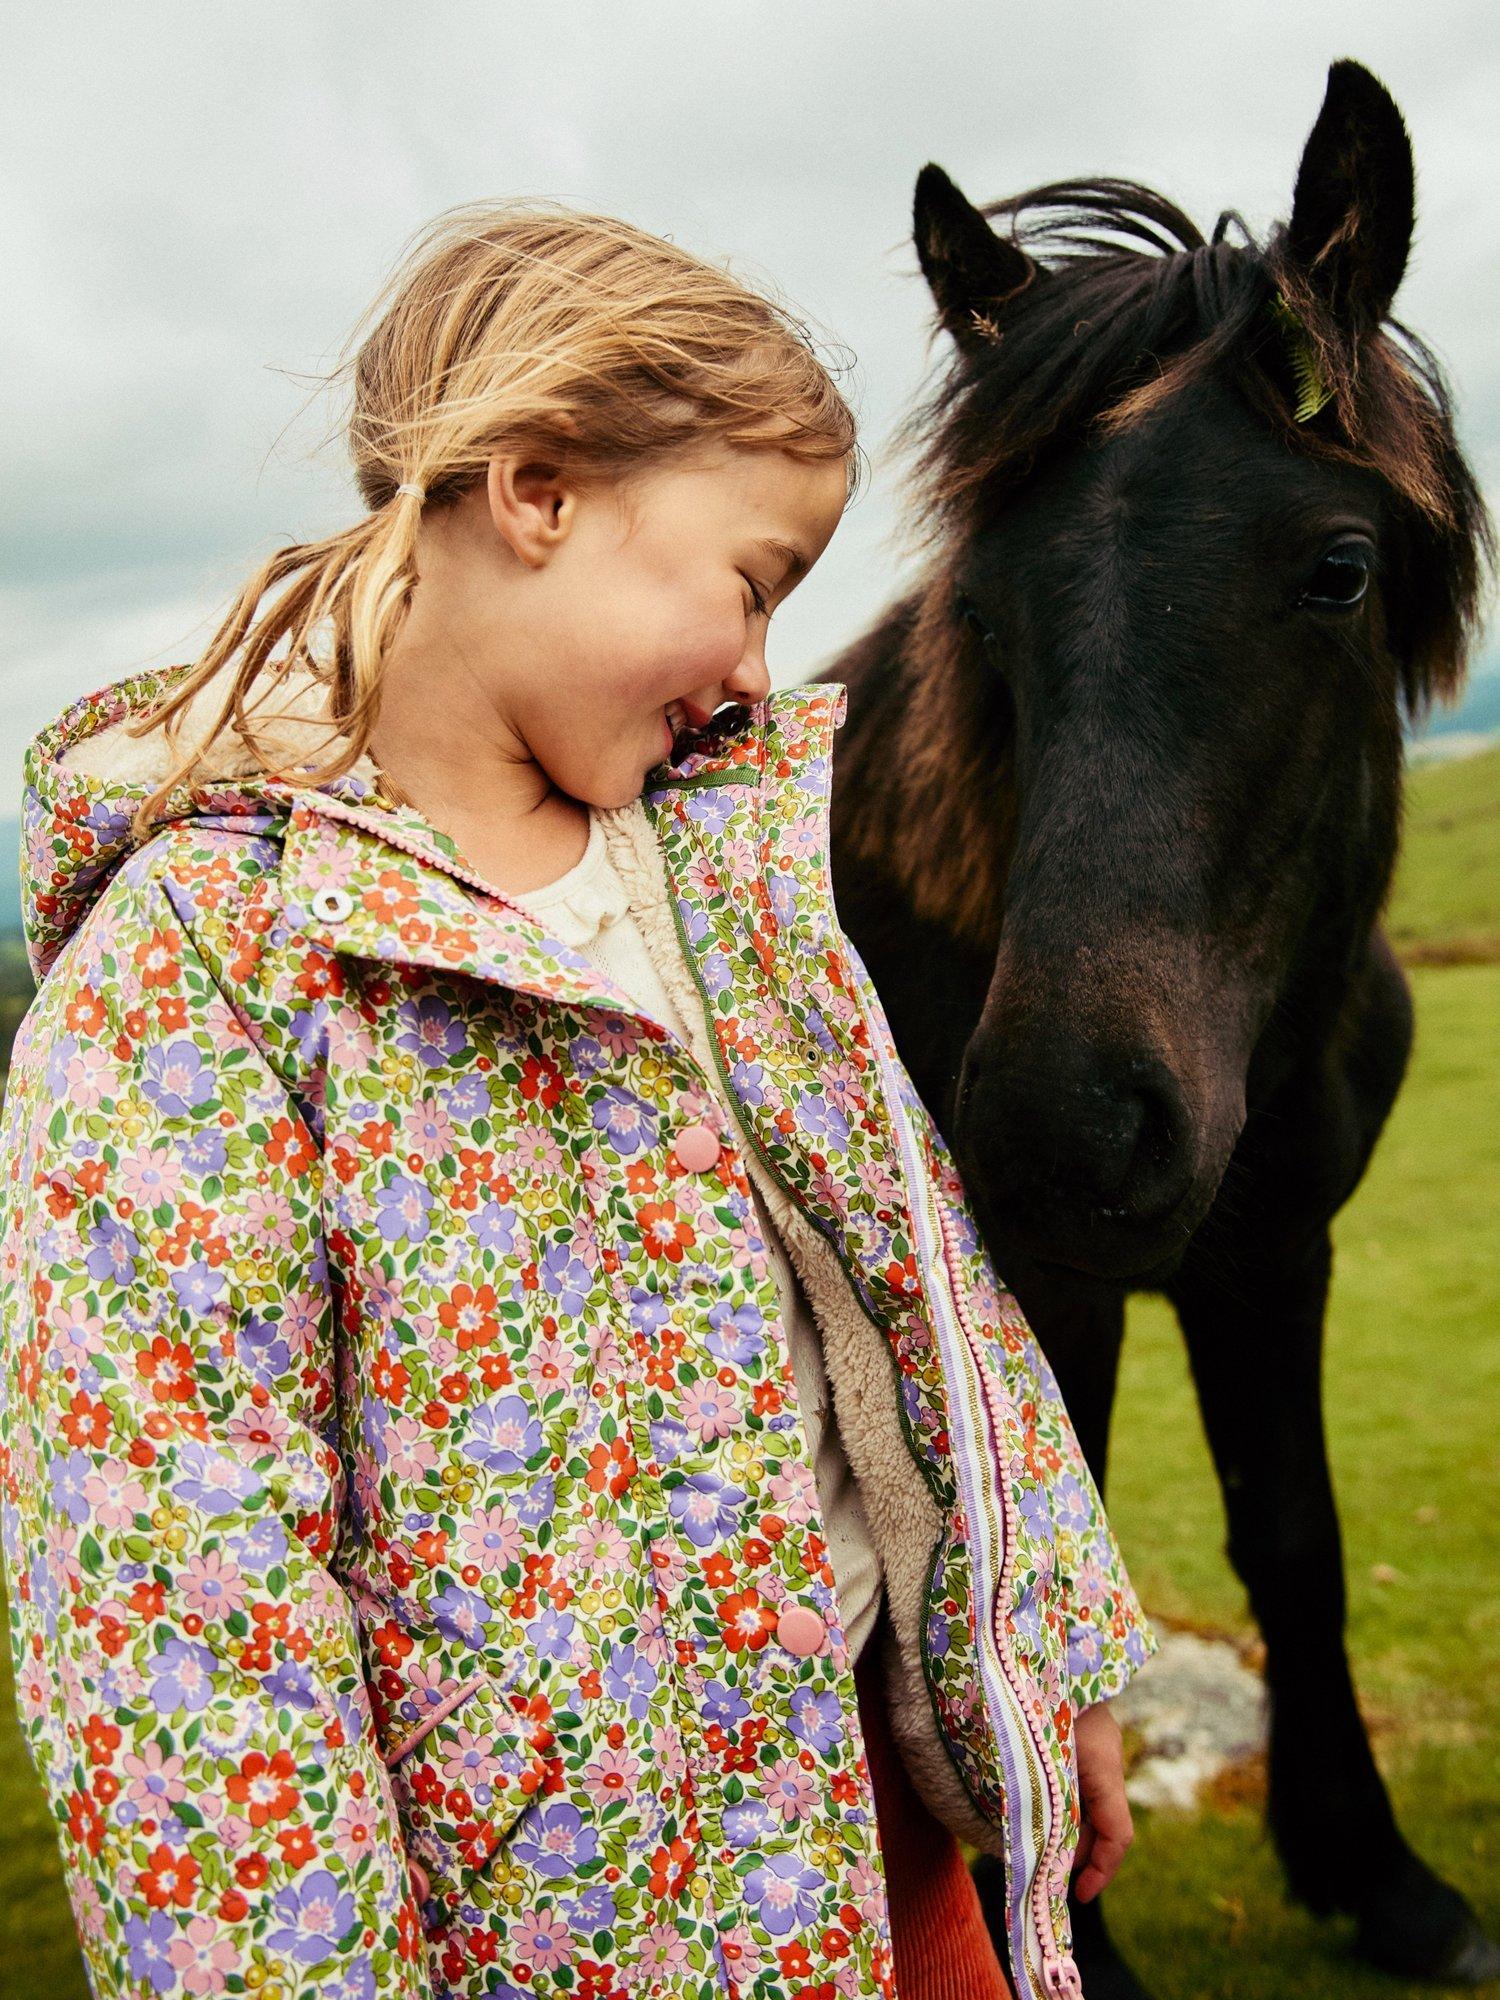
[1,202,1154,2000]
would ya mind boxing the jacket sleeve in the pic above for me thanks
[0,856,429,1998]
[838,932,1156,1710]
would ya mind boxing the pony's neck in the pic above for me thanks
[830,577,1014,953]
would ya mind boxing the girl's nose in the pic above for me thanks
[723,645,771,708]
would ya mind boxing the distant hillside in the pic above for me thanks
[1387,745,1500,964]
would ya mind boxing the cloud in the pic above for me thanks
[4,0,1497,790]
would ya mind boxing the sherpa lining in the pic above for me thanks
[596,799,998,1855]
[58,666,383,791]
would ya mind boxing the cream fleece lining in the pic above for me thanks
[596,800,997,1854]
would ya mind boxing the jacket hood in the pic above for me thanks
[18,659,775,983]
[20,661,384,980]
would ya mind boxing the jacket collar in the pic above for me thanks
[280,684,846,1015]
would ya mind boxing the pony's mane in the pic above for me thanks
[895,178,1491,715]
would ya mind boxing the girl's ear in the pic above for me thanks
[485,453,578,568]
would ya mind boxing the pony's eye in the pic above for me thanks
[1301,540,1373,609]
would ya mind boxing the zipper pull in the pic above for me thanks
[1042,1950,1085,1998]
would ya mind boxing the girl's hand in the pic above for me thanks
[1071,1699,1134,1903]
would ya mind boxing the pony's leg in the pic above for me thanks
[970,1267,1154,2000]
[1173,1234,1500,1983]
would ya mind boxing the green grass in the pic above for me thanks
[0,752,1495,1995]
[1387,747,1500,961]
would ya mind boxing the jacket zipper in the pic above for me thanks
[931,1186,1084,2000]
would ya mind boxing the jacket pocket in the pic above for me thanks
[382,1659,560,1913]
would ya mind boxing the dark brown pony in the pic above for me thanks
[820,60,1496,1994]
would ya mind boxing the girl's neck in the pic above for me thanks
[368,629,591,899]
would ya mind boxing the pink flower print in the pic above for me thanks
[278,1288,326,1359]
[169,1912,239,1993]
[64,1043,113,1110]
[82,1461,149,1531]
[720,1922,767,1983]
[123,1741,189,1814]
[225,1402,292,1459]
[411,1095,456,1165]
[458,1505,524,1572]
[325,1007,376,1067]
[637,1921,694,1977]
[301,845,359,894]
[333,1789,383,1857]
[592,1010,648,1058]
[119,1142,185,1209]
[511,1908,574,1970]
[241,1187,297,1248]
[384,1414,431,1483]
[762,1757,819,1824]
[49,1299,106,1360]
[181,1549,247,1621]
[682,1380,742,1443]
[1074,1554,1111,1611]
[508,1125,565,1176]
[575,1518,630,1572]
[647,1535,689,1591]
[525,1336,577,1397]
[582,1743,642,1811]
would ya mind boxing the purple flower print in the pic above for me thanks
[702,1680,750,1731]
[590,1086,657,1157]
[264,1658,319,1711]
[685,790,735,833]
[229,1516,289,1574]
[168,1258,226,1314]
[667,1471,746,1549]
[44,1035,76,1101]
[267,1868,357,1966]
[444,1070,491,1122]
[601,1643,658,1718]
[539,1243,592,1317]
[321,1963,377,2000]
[472,1200,519,1255]
[531,1605,577,1662]
[796,1092,850,1148]
[84,1215,139,1287]
[729,1056,767,1107]
[518,1473,557,1529]
[124,1908,177,1992]
[1018,1484,1054,1543]
[395,993,467,1069]
[926,1612,952,1660]
[788,1687,842,1757]
[628,1286,672,1338]
[178,1125,227,1178]
[648,1416,692,1466]
[148,1636,219,1715]
[706,1301,765,1365]
[1051,1471,1092,1537]
[767,871,799,928]
[173,1441,263,1518]
[744,1850,827,1935]
[461,1395,542,1476]
[702,950,735,998]
[723,1798,779,1850]
[509,1799,599,1881]
[47,1448,92,1525]
[432,1584,495,1651]
[374,1172,435,1245]
[141,1038,215,1119]
[565,1882,619,1933]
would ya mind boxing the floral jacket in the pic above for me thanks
[0,663,1154,2000]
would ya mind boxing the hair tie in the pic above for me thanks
[395,482,426,502]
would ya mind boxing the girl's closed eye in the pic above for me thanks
[745,577,771,618]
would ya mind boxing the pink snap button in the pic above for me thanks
[775,1606,828,1658]
[407,1856,431,1906]
[672,1122,721,1173]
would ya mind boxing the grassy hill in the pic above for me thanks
[1386,745,1500,964]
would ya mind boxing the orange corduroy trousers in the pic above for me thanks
[853,1612,1016,2000]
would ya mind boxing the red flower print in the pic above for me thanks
[718,1589,778,1653]
[133,927,182,990]
[636,1201,695,1262]
[437,1281,500,1350]
[585,1437,636,1498]
[136,1336,197,1403]
[226,1749,300,1826]
[138,1844,199,1910]
[361,870,420,923]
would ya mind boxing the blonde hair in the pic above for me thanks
[128,199,862,837]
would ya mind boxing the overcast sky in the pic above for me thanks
[3,1,1497,799]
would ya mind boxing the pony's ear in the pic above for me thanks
[1285,59,1414,331]
[914,163,1036,354]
